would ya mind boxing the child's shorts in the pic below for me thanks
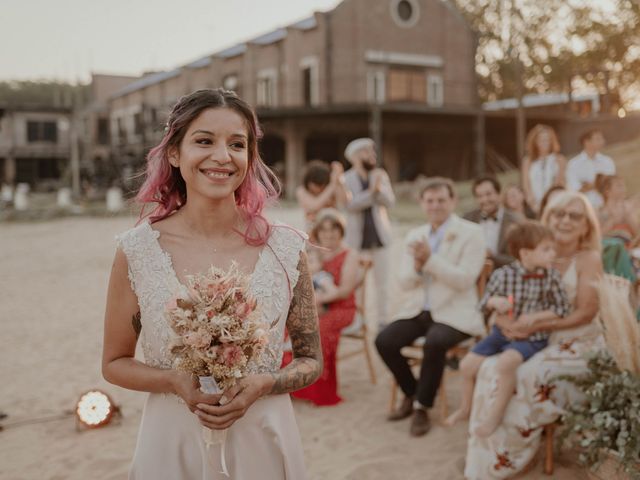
[471,325,548,361]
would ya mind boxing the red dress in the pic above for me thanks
[283,249,356,406]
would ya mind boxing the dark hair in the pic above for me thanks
[580,129,602,146]
[538,185,566,219]
[506,221,554,258]
[472,176,501,195]
[311,209,346,239]
[135,88,280,246]
[302,160,331,190]
[420,177,456,199]
[595,174,621,198]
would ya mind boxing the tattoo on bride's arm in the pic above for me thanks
[132,311,141,338]
[269,252,322,395]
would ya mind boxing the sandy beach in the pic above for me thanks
[0,209,583,480]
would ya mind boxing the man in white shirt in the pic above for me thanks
[463,177,519,268]
[375,177,485,437]
[566,129,616,208]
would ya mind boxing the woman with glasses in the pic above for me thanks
[465,191,605,479]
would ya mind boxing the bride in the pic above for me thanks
[102,89,322,479]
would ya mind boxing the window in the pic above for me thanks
[427,74,444,107]
[117,117,126,142]
[97,118,109,145]
[367,71,386,104]
[302,67,313,106]
[257,69,277,107]
[390,0,420,28]
[133,112,143,135]
[300,57,319,106]
[26,121,58,143]
[387,68,426,102]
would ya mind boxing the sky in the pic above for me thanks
[0,0,341,82]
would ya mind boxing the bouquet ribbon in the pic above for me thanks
[199,376,230,477]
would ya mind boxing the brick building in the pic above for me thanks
[78,73,138,187]
[0,105,72,187]
[109,0,483,196]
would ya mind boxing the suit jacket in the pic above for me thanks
[393,214,486,337]
[343,168,395,250]
[463,207,519,268]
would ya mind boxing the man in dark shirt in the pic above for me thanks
[464,177,520,268]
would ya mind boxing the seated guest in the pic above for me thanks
[566,129,616,208]
[521,124,566,213]
[538,185,566,219]
[465,191,603,478]
[375,177,486,437]
[444,221,571,435]
[288,208,360,406]
[464,177,520,268]
[296,160,349,231]
[503,183,536,220]
[597,175,639,246]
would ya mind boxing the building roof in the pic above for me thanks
[483,92,600,112]
[216,43,248,59]
[250,28,287,45]
[185,56,212,69]
[111,14,319,98]
[112,69,182,98]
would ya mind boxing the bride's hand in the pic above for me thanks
[194,374,274,430]
[169,370,222,414]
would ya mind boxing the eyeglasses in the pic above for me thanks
[550,209,585,222]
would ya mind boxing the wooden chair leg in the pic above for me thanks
[362,335,377,385]
[389,380,398,413]
[439,369,449,419]
[544,423,556,475]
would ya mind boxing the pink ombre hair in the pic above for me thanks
[136,88,280,246]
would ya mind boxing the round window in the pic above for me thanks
[390,0,420,28]
[398,0,413,21]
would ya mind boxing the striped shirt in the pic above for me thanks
[479,261,571,341]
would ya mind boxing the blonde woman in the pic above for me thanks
[521,125,566,213]
[465,191,605,479]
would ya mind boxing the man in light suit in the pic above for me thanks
[375,177,486,437]
[343,138,395,330]
[464,177,519,268]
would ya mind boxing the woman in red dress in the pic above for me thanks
[285,209,360,406]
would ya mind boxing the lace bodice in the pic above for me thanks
[116,221,307,372]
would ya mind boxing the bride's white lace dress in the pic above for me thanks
[117,221,308,479]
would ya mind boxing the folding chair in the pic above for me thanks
[389,259,494,417]
[339,255,377,384]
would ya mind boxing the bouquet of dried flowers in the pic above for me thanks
[165,261,268,393]
[165,262,268,475]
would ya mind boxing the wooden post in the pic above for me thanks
[474,113,486,176]
[284,121,304,200]
[368,105,383,165]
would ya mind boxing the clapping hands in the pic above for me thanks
[409,237,431,273]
